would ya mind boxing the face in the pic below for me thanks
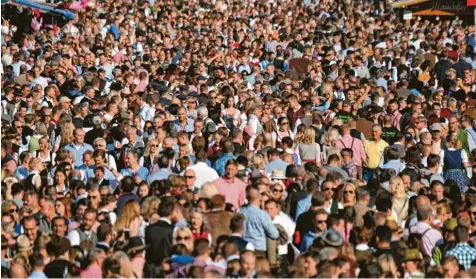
[443,261,459,278]
[39,139,48,150]
[55,201,66,216]
[190,212,203,230]
[304,256,318,277]
[40,200,52,216]
[449,118,459,132]
[74,129,85,144]
[343,185,355,202]
[225,164,237,179]
[315,213,328,232]
[265,201,280,219]
[322,182,336,200]
[23,219,38,242]
[469,206,476,224]
[178,109,187,121]
[184,170,196,189]
[194,122,203,134]
[126,153,137,167]
[52,218,67,238]
[372,127,382,141]
[432,185,444,201]
[241,254,256,276]
[138,185,149,198]
[402,175,411,191]
[55,172,66,184]
[82,212,96,231]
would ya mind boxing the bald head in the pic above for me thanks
[415,195,430,208]
[10,263,27,278]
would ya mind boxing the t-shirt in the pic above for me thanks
[382,127,398,145]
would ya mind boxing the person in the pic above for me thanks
[80,248,106,278]
[300,208,328,252]
[363,125,389,182]
[228,214,255,252]
[265,148,289,174]
[63,128,94,168]
[239,185,279,257]
[440,135,471,193]
[402,248,425,279]
[67,208,98,247]
[213,159,247,209]
[446,226,476,271]
[205,194,235,247]
[212,139,236,177]
[409,205,443,257]
[186,150,219,190]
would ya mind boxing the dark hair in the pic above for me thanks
[158,197,176,217]
[230,213,246,232]
[158,154,169,169]
[375,225,392,243]
[120,176,135,193]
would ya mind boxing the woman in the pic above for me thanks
[276,117,294,147]
[251,154,268,177]
[172,226,194,252]
[434,203,452,227]
[342,206,355,243]
[440,135,471,193]
[28,122,48,152]
[53,168,69,195]
[112,251,134,278]
[339,182,356,208]
[390,176,409,224]
[296,127,321,166]
[53,122,75,152]
[139,139,160,171]
[221,96,240,130]
[140,196,160,224]
[98,194,118,225]
[263,120,278,148]
[26,158,45,190]
[34,136,55,172]
[270,183,286,208]
[247,106,264,150]
[321,127,340,165]
[55,197,72,223]
[115,199,142,239]
[189,209,212,243]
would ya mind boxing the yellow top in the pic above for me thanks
[364,139,389,169]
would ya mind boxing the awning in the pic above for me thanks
[391,0,430,9]
[1,0,75,20]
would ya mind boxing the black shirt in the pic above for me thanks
[382,127,398,145]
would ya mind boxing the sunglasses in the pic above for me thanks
[344,191,354,194]
[176,236,191,241]
[94,144,104,147]
[65,168,72,171]
[317,220,327,224]
[88,195,99,200]
[273,189,284,193]
[469,211,476,215]
[9,208,18,213]
[323,188,335,192]
[185,176,195,179]
[151,145,159,147]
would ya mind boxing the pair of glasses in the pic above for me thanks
[176,236,191,241]
[317,220,326,224]
[469,211,476,215]
[88,195,99,200]
[273,189,284,193]
[9,208,18,213]
[151,145,159,147]
[185,176,195,179]
[94,144,104,147]
[323,188,335,192]
[344,191,354,194]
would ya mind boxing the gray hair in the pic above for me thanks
[88,248,105,262]
[197,106,208,118]
[93,137,106,146]
[417,204,433,221]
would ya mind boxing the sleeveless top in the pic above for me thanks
[76,228,98,245]
[444,149,463,170]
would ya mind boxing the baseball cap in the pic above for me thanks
[431,123,442,131]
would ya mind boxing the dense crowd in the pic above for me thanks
[3,0,476,278]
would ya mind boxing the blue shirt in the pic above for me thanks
[14,166,29,181]
[147,168,170,184]
[116,192,141,214]
[120,167,149,181]
[64,143,94,167]
[295,194,311,222]
[213,153,236,176]
[174,119,194,133]
[28,271,48,279]
[264,159,289,174]
[381,159,406,175]
[239,205,279,251]
[301,231,318,252]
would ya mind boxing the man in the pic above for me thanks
[239,185,279,257]
[265,199,295,269]
[336,124,365,172]
[442,256,460,279]
[213,159,247,209]
[147,155,171,184]
[381,115,398,145]
[302,252,319,278]
[84,116,104,146]
[44,236,73,278]
[387,99,402,131]
[373,225,403,266]
[175,106,194,132]
[461,115,476,148]
[144,198,178,276]
[430,181,446,203]
[232,130,245,155]
[409,204,443,257]
[38,197,56,234]
[300,208,328,252]
[228,214,255,252]
[381,147,406,174]
[183,169,197,191]
[80,248,106,278]
[28,255,47,279]
[353,187,372,228]
[446,225,476,271]
[213,139,237,176]
[449,116,475,155]
[64,128,94,168]
[324,154,349,181]
[118,127,145,170]
[22,216,39,245]
[96,223,113,253]
[68,208,98,247]
[286,95,303,130]
[264,148,289,174]
[206,194,235,247]
[187,150,219,190]
[239,251,256,278]
[402,248,425,278]
[363,124,389,182]
[52,216,68,238]
[116,176,141,214]
[120,151,149,182]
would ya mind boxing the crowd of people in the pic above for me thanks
[3,0,476,278]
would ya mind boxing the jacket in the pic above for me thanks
[144,220,174,266]
[206,210,235,247]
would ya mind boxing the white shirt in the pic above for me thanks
[272,212,296,255]
[186,162,219,189]
[68,229,93,247]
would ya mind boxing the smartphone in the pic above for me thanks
[124,228,130,240]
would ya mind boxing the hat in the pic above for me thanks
[59,96,71,103]
[16,235,33,252]
[92,115,102,126]
[270,169,287,180]
[127,237,146,255]
[431,123,442,131]
[403,249,422,262]
[442,218,458,232]
[320,229,344,247]
[440,123,449,131]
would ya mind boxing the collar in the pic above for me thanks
[159,217,172,225]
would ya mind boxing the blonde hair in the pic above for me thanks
[390,177,406,199]
[302,127,316,145]
[112,251,134,278]
[60,122,75,146]
[115,200,140,233]
[436,203,451,216]
[251,153,265,169]
[143,139,159,157]
[140,196,160,220]
[322,128,340,146]
[198,183,218,199]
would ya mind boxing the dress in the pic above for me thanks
[442,149,469,193]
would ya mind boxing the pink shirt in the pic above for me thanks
[131,257,145,278]
[213,177,247,209]
[80,263,102,278]
[335,134,366,167]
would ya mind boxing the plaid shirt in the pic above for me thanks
[446,243,476,271]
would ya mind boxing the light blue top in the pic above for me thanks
[239,205,279,251]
